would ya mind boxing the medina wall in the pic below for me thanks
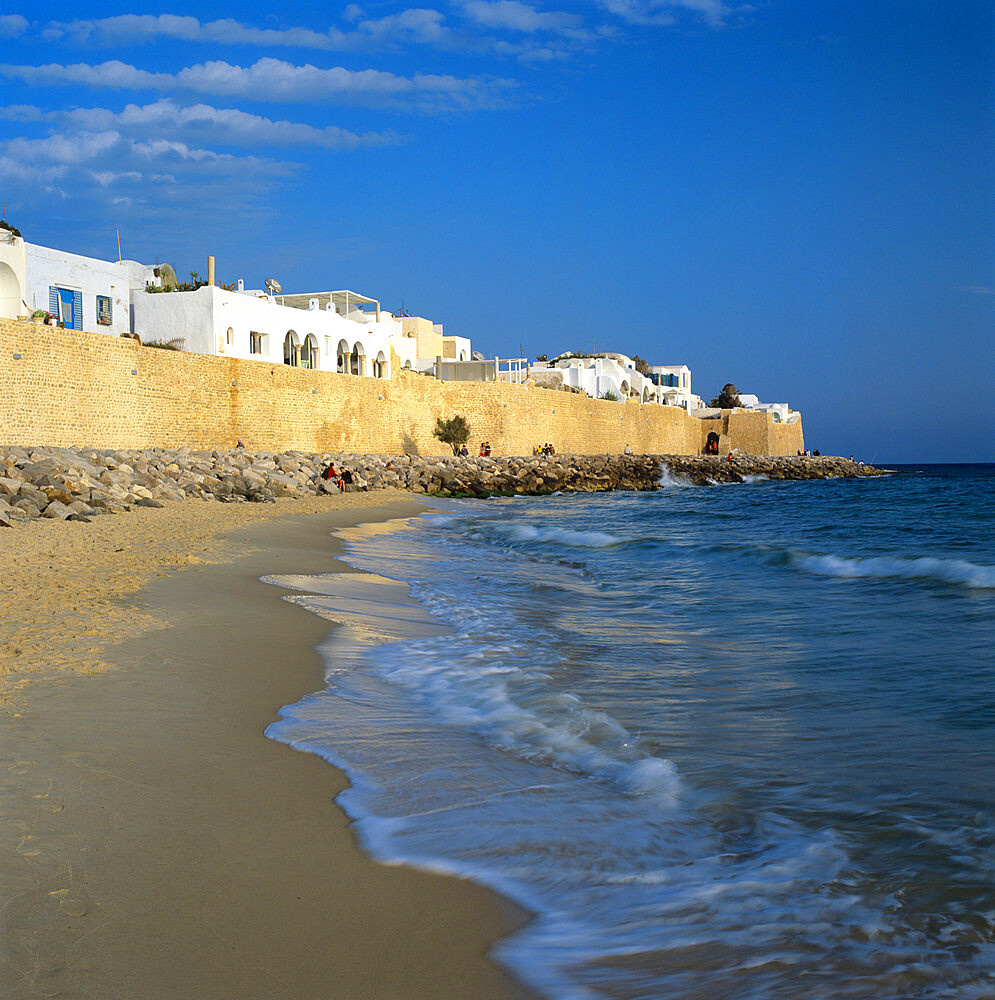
[0,319,803,456]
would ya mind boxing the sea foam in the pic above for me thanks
[797,553,995,589]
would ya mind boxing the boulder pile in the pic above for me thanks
[0,446,887,527]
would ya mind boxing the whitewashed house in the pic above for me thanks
[734,393,798,423]
[644,366,700,409]
[0,231,158,334]
[528,353,697,408]
[132,283,412,379]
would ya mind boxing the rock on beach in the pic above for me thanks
[0,445,888,528]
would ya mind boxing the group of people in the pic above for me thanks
[478,442,492,457]
[796,449,820,457]
[319,461,354,491]
[533,443,556,456]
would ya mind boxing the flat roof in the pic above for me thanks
[278,290,379,310]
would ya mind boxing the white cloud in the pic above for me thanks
[596,0,738,28]
[460,2,586,35]
[18,99,400,150]
[0,126,299,209]
[40,12,452,52]
[960,286,995,295]
[0,58,514,112]
[33,10,603,63]
[0,14,28,38]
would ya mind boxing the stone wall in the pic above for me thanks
[0,319,804,455]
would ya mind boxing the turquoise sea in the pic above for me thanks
[268,464,995,999]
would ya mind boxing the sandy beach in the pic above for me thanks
[0,494,531,999]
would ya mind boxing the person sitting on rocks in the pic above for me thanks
[484,442,492,457]
[338,467,354,492]
[459,445,469,457]
[321,462,338,481]
[479,443,487,457]
[624,443,632,455]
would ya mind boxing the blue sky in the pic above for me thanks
[1,1,991,462]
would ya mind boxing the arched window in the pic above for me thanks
[351,342,364,376]
[284,330,300,366]
[226,327,233,346]
[302,334,319,369]
[372,351,387,378]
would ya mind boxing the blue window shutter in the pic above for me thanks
[49,287,58,314]
[73,291,82,329]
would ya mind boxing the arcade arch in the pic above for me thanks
[283,330,300,366]
[0,262,22,320]
[302,334,319,369]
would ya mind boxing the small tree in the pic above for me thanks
[632,354,651,374]
[433,414,471,455]
[709,383,742,408]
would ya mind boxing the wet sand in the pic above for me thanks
[0,495,531,999]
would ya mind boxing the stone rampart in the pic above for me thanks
[0,318,804,456]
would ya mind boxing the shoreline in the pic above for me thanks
[0,448,887,534]
[0,495,532,999]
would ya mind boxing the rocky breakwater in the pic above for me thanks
[0,446,886,528]
[662,454,886,485]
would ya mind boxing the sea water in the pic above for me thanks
[267,465,995,999]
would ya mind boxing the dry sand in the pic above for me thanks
[0,494,531,999]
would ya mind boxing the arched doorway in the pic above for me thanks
[351,342,365,376]
[336,339,350,373]
[372,351,387,378]
[283,330,300,366]
[302,334,319,369]
[0,262,23,320]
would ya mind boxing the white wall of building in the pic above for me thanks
[133,285,399,377]
[442,335,472,361]
[23,242,157,336]
[0,233,27,320]
[528,355,696,408]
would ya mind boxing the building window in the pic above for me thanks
[226,327,233,345]
[49,286,82,330]
[96,295,112,326]
[250,331,266,354]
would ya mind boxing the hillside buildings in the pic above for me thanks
[0,231,796,422]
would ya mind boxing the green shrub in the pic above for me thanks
[709,383,742,408]
[433,414,471,455]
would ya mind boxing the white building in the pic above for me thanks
[528,353,698,408]
[734,393,798,424]
[29,241,157,335]
[0,228,26,319]
[133,283,413,378]
[1,231,158,334]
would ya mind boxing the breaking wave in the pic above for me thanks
[797,553,995,589]
[480,522,628,548]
